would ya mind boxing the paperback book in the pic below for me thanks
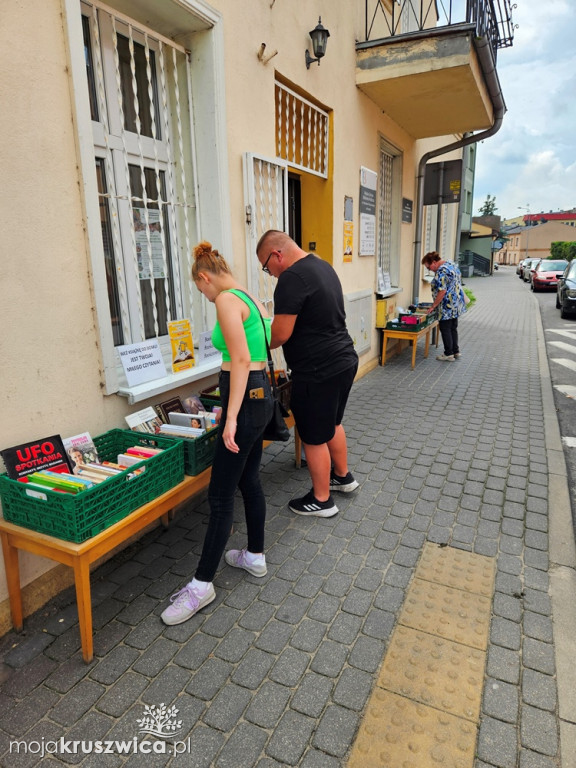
[62,432,100,473]
[1,435,72,480]
[125,407,164,434]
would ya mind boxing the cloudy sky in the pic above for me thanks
[472,0,576,220]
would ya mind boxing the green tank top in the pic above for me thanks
[211,289,271,363]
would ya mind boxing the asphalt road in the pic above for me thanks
[511,265,576,526]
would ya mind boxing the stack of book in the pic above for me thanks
[125,394,220,441]
[22,445,163,493]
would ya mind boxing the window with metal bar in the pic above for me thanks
[377,140,402,287]
[82,0,197,350]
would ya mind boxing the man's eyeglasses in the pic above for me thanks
[261,250,280,274]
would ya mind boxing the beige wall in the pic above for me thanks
[498,221,576,263]
[0,0,464,618]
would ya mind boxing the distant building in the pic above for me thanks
[496,221,576,265]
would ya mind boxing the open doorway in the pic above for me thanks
[288,173,302,247]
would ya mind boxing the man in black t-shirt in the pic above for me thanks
[256,230,359,517]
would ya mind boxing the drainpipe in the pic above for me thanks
[412,35,506,304]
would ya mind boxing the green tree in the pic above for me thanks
[550,241,576,262]
[478,195,498,216]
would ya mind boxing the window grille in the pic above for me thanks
[82,0,198,349]
[275,82,329,179]
[378,149,394,276]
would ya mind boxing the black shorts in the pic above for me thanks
[290,363,357,445]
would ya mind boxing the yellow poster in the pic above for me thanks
[343,221,353,262]
[168,319,195,373]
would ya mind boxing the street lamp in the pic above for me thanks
[518,204,530,263]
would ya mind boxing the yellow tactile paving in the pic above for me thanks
[398,578,492,650]
[347,544,496,768]
[377,625,485,722]
[347,689,477,768]
[416,542,495,597]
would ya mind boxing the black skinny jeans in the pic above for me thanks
[439,317,459,357]
[195,369,274,583]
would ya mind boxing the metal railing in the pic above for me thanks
[364,0,515,59]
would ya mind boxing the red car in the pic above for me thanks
[530,259,569,292]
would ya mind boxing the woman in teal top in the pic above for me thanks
[162,241,274,626]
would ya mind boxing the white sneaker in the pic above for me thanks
[436,354,455,362]
[225,548,267,577]
[161,583,215,625]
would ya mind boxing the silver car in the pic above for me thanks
[522,258,541,283]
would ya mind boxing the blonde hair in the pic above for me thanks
[192,241,232,280]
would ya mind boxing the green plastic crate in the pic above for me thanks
[0,429,184,543]
[181,427,220,476]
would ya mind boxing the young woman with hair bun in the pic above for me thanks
[161,241,274,625]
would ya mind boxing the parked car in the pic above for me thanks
[556,260,576,319]
[516,259,526,277]
[530,259,568,292]
[521,258,541,283]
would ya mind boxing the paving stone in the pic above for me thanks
[298,749,341,768]
[519,749,557,768]
[202,684,252,732]
[312,704,359,758]
[215,721,268,768]
[141,665,191,705]
[231,648,274,689]
[44,654,91,693]
[493,592,522,623]
[289,620,326,653]
[486,645,521,685]
[290,672,333,717]
[520,705,558,756]
[310,640,348,678]
[523,638,556,675]
[173,633,218,671]
[483,677,519,724]
[1,654,58,697]
[327,613,362,644]
[186,658,233,701]
[523,588,552,616]
[93,620,131,657]
[522,668,557,712]
[89,646,139,685]
[266,710,315,765]
[245,681,292,728]
[477,715,518,768]
[96,671,150,717]
[275,595,309,624]
[332,667,373,711]
[3,633,55,669]
[0,686,60,736]
[170,725,224,768]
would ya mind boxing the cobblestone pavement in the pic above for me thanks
[0,270,573,767]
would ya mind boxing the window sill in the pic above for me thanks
[117,357,222,404]
[375,287,402,298]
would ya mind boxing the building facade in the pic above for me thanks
[497,221,576,265]
[0,0,514,625]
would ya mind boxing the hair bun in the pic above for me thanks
[194,241,213,261]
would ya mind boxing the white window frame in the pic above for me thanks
[63,0,232,401]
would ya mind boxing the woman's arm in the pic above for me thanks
[215,292,251,453]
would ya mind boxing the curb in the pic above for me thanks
[535,296,576,766]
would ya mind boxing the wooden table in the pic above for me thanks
[0,416,301,663]
[381,320,439,369]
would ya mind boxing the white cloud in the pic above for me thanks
[473,0,576,218]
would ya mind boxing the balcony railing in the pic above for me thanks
[364,0,515,59]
